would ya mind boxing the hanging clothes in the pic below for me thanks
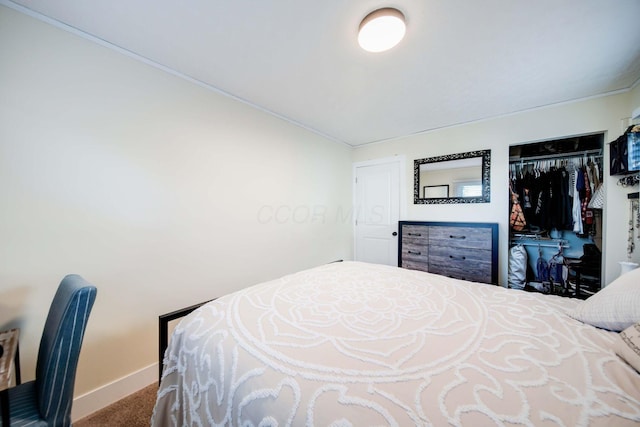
[582,167,594,228]
[572,166,584,234]
[588,161,605,210]
[560,167,572,229]
[549,246,564,286]
[510,153,602,237]
[549,167,566,229]
[536,247,550,282]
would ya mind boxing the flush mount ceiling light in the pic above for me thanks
[358,8,406,53]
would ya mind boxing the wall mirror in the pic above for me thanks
[414,149,491,204]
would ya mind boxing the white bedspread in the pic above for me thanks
[152,261,640,426]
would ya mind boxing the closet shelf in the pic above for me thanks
[508,148,602,163]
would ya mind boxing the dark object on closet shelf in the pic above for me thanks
[0,344,3,358]
[580,243,602,265]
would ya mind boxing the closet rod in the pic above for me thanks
[510,240,570,249]
[509,148,602,163]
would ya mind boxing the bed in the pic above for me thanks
[152,261,640,426]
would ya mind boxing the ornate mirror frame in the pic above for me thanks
[414,149,491,204]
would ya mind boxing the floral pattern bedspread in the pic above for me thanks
[152,261,640,426]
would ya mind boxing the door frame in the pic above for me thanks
[352,155,407,263]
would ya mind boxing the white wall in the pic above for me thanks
[0,4,352,403]
[353,92,639,287]
[631,82,640,116]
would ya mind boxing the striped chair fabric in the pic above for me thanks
[1,274,97,427]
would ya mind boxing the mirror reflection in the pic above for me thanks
[414,150,491,204]
[420,157,482,198]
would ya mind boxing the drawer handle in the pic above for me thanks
[408,250,422,255]
[449,255,466,260]
[449,235,466,239]
[407,233,422,236]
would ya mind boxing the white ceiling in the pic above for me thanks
[6,0,640,146]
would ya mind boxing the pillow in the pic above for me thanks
[568,267,640,331]
[614,322,640,372]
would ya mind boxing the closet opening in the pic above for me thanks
[508,133,604,299]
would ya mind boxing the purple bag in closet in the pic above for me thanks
[536,253,550,282]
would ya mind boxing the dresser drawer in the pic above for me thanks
[428,226,492,250]
[400,240,428,267]
[400,259,430,272]
[401,241,428,258]
[429,246,492,283]
[401,225,428,244]
[429,245,492,264]
[428,258,492,283]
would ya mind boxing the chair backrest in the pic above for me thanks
[35,274,97,427]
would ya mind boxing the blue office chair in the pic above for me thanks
[1,274,97,426]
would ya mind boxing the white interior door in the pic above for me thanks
[354,158,403,266]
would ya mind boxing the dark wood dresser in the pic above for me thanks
[398,221,499,284]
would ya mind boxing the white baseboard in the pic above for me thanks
[72,362,158,422]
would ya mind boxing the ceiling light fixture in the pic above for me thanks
[358,8,406,53]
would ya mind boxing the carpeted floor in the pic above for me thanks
[75,383,158,426]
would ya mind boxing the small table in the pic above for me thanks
[0,328,21,426]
